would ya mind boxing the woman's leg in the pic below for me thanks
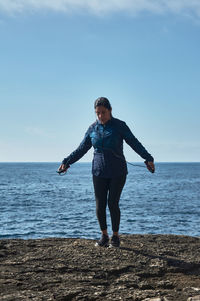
[93,175,109,232]
[107,175,126,234]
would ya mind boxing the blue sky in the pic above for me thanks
[0,0,200,162]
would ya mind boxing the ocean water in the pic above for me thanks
[0,162,199,240]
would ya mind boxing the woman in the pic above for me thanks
[58,97,155,248]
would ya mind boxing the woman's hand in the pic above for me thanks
[57,164,69,174]
[145,161,155,173]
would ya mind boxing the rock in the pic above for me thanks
[143,297,162,301]
[142,297,171,301]
[0,234,200,301]
[187,296,200,301]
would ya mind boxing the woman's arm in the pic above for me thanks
[60,128,92,169]
[120,121,155,172]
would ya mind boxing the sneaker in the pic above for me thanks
[110,235,120,248]
[95,234,109,247]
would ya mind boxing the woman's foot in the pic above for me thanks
[110,235,120,248]
[95,234,109,247]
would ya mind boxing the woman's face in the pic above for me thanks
[95,106,111,124]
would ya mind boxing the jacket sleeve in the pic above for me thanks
[62,127,92,166]
[120,122,154,162]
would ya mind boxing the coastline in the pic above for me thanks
[0,234,200,301]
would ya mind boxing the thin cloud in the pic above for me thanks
[25,126,55,139]
[0,0,200,18]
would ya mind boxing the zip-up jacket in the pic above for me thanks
[62,117,154,178]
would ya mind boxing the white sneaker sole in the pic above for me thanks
[95,242,109,247]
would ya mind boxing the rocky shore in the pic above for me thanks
[0,234,200,301]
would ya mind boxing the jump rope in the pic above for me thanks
[57,147,154,175]
[57,115,154,175]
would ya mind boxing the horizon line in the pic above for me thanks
[0,161,200,164]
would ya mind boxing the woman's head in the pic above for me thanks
[94,97,112,124]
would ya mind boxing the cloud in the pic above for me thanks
[25,126,55,139]
[0,0,200,18]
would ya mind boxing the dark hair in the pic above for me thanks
[94,97,112,111]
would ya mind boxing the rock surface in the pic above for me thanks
[0,234,200,301]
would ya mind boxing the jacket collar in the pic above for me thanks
[97,117,113,126]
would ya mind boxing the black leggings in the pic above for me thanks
[93,175,126,233]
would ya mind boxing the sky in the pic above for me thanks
[0,0,200,163]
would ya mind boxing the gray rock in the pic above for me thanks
[0,234,200,301]
[187,296,200,301]
[142,297,172,301]
[143,297,171,301]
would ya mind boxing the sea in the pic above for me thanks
[0,162,199,240]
